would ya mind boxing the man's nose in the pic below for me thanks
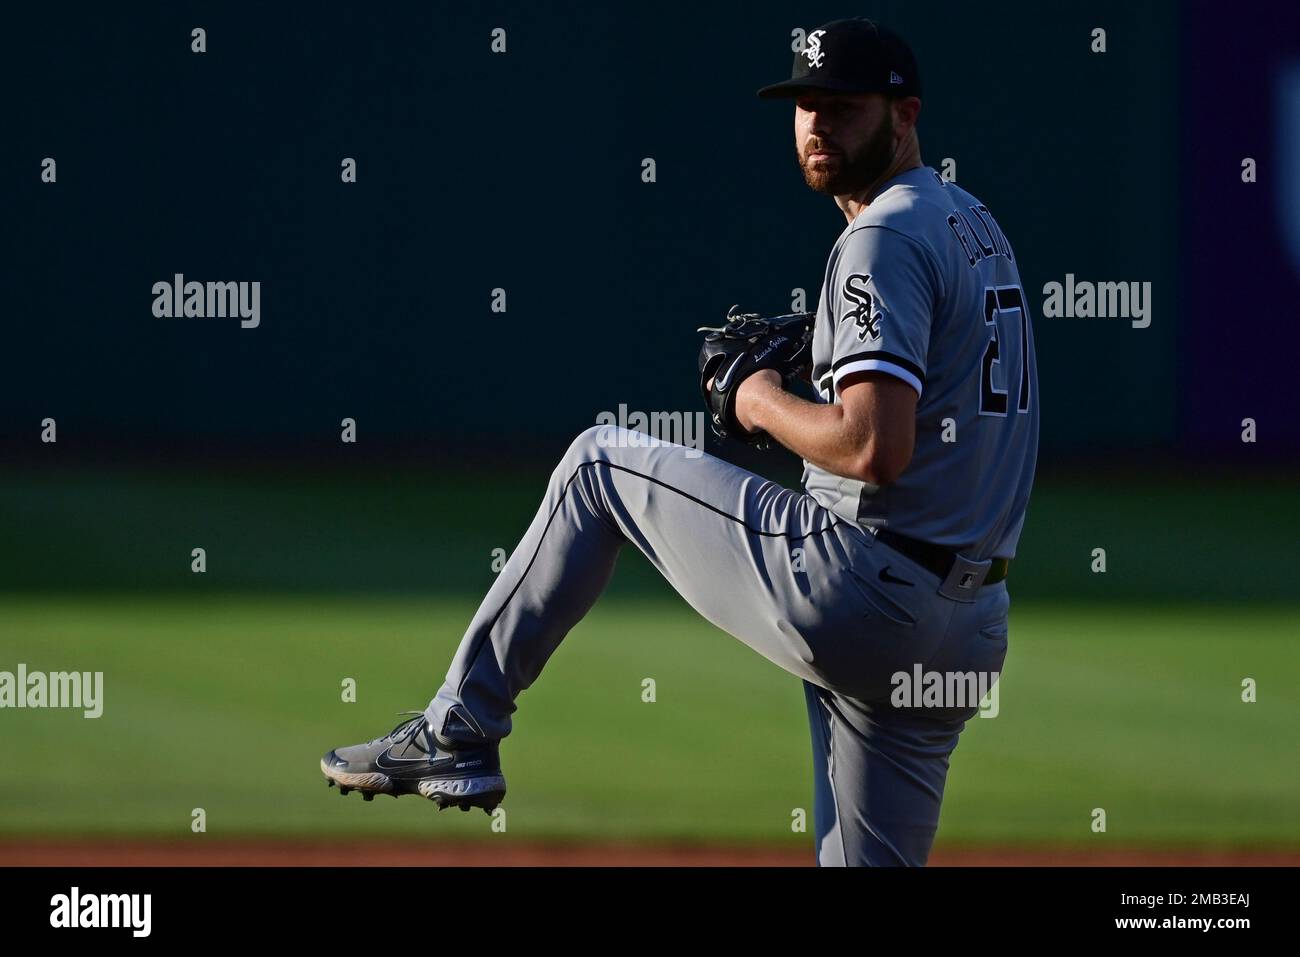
[806,117,834,144]
[803,108,833,134]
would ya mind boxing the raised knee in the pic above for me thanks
[555,425,614,477]
[567,424,610,459]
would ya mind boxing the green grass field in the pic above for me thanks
[0,468,1297,849]
[1,595,1296,847]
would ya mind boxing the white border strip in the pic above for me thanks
[831,358,923,397]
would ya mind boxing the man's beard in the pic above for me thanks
[799,113,897,196]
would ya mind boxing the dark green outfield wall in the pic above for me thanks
[7,2,1192,460]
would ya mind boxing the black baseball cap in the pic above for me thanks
[756,17,922,100]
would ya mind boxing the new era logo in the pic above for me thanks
[890,71,904,85]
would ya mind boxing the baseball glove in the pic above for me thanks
[697,304,815,445]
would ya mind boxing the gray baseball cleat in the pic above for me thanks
[321,712,506,813]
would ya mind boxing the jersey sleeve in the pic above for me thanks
[827,225,937,398]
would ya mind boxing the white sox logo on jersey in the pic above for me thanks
[804,29,827,69]
[841,273,886,342]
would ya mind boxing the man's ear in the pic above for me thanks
[892,96,922,133]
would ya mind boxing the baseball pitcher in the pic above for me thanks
[321,16,1039,867]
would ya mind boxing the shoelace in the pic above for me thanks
[373,711,432,755]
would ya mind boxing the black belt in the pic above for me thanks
[873,528,1010,586]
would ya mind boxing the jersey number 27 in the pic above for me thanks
[979,284,1031,416]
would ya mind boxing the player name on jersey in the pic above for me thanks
[945,203,1014,267]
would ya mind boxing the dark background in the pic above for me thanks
[7,0,1293,466]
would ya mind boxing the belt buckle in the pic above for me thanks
[937,556,992,603]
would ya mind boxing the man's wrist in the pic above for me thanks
[736,369,784,433]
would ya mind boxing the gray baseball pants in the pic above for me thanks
[427,425,1010,866]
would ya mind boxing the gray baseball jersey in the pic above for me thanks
[803,166,1039,560]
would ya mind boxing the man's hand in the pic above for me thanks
[697,308,815,445]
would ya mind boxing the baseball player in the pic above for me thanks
[321,16,1039,867]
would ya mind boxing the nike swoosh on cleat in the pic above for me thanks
[374,750,441,772]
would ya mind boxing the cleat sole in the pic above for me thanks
[322,758,505,811]
[419,775,507,813]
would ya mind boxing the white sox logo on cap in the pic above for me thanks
[757,18,922,100]
[804,29,827,68]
